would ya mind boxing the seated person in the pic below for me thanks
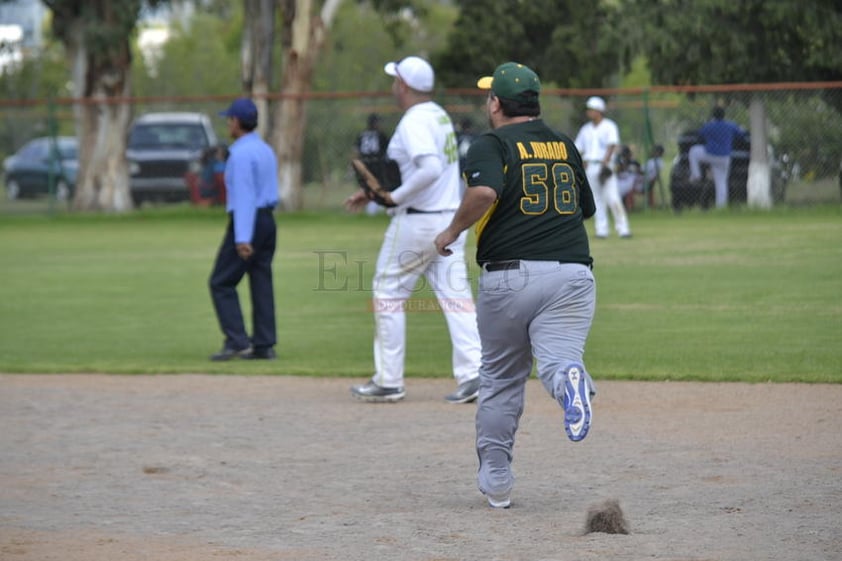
[199,145,228,204]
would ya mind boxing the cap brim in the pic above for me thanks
[477,76,493,90]
[384,62,398,77]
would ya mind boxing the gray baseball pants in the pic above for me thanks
[475,260,596,499]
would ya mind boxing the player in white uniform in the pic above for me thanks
[344,56,482,404]
[574,97,631,238]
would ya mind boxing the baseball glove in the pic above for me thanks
[598,164,613,184]
[351,158,397,207]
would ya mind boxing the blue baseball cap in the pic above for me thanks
[219,97,258,124]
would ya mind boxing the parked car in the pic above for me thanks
[126,112,218,205]
[3,136,78,201]
[669,130,788,210]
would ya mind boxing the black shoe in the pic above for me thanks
[246,347,276,360]
[210,345,253,361]
[445,377,480,404]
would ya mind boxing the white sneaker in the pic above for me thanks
[484,491,511,509]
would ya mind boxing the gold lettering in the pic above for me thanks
[518,141,569,161]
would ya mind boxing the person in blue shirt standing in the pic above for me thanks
[688,106,745,208]
[209,98,279,361]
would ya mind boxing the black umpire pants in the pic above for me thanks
[209,208,277,351]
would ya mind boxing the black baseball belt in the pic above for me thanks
[406,207,456,214]
[483,260,521,272]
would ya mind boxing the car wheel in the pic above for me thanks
[6,179,20,200]
[55,180,71,202]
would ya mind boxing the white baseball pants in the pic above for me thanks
[371,211,482,388]
[586,161,630,237]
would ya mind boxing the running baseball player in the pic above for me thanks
[345,56,482,404]
[574,96,631,238]
[434,62,598,509]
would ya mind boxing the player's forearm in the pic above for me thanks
[389,154,441,205]
[446,185,497,236]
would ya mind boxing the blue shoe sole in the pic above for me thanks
[562,364,592,442]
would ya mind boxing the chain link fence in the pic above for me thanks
[2,83,841,214]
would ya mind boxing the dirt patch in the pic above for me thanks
[1,374,840,561]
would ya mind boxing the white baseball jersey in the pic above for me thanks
[574,117,620,163]
[369,100,481,389]
[387,100,461,211]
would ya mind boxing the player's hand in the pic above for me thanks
[236,242,254,260]
[374,191,395,207]
[434,229,457,256]
[344,189,369,212]
[351,158,397,208]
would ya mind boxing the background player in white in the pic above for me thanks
[575,96,632,238]
[344,56,482,404]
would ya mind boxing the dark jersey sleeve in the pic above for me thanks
[464,133,506,195]
[569,144,596,218]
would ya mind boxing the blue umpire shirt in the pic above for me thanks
[698,118,744,157]
[224,132,279,244]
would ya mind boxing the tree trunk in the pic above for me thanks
[271,0,341,211]
[241,0,275,139]
[746,96,771,209]
[68,26,133,212]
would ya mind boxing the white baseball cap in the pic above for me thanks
[586,96,606,113]
[384,56,434,93]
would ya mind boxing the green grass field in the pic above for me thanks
[1,204,840,382]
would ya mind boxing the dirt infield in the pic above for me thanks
[1,374,840,561]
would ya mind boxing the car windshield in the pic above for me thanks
[16,138,78,161]
[18,140,49,160]
[129,123,208,150]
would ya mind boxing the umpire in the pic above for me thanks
[209,98,279,361]
[434,62,598,509]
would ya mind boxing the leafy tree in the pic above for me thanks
[629,0,842,87]
[132,12,241,99]
[626,0,842,207]
[0,32,72,156]
[269,0,455,210]
[434,0,627,89]
[43,0,167,211]
[367,0,430,49]
[304,1,457,186]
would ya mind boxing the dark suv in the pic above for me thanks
[669,130,787,210]
[126,112,218,205]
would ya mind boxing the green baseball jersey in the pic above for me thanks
[464,119,596,266]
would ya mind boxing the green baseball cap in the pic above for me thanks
[477,62,541,101]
